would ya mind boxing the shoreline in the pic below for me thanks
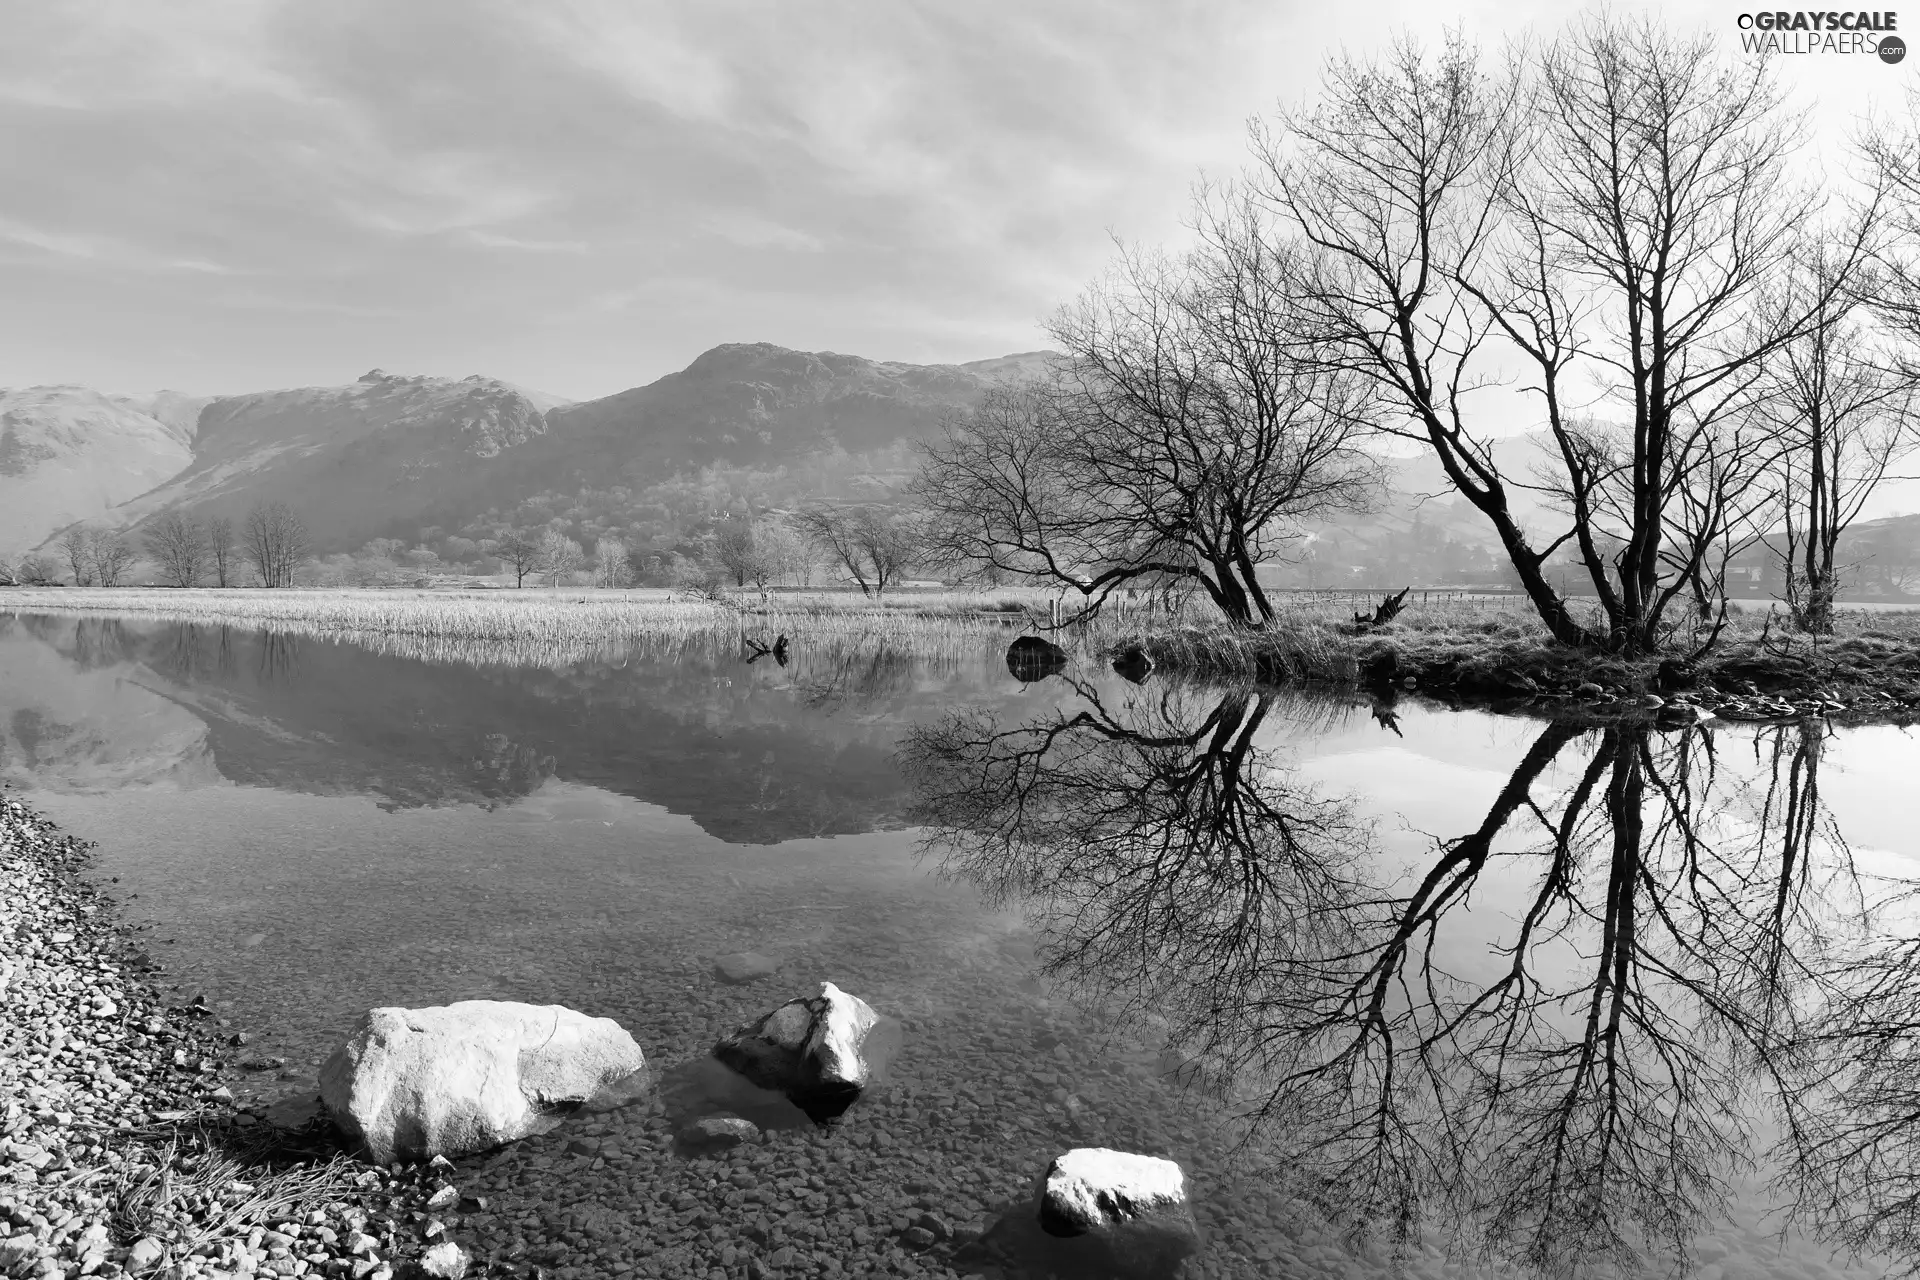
[1115,614,1920,725]
[0,791,434,1280]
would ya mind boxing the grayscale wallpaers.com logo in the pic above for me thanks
[1736,11,1906,60]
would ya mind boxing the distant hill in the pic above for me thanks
[0,386,206,550]
[90,370,572,552]
[8,345,1059,557]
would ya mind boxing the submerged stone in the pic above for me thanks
[712,980,881,1122]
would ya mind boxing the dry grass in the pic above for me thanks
[105,1120,367,1255]
[0,585,1126,655]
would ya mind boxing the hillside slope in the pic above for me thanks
[79,346,1057,555]
[0,386,201,550]
[98,370,573,551]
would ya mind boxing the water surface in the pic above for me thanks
[3,611,1916,1280]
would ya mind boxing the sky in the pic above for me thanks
[2,0,1915,401]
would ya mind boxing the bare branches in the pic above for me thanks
[918,196,1379,627]
[241,503,307,588]
[144,514,209,588]
[489,530,541,588]
[796,506,919,598]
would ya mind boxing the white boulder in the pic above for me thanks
[712,981,880,1121]
[319,1001,648,1163]
[1036,1148,1201,1276]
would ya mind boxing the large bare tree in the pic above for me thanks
[919,197,1377,627]
[1261,17,1869,652]
[243,501,308,588]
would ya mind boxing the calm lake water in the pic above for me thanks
[3,611,1918,1280]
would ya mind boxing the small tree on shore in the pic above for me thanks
[713,520,759,587]
[243,501,309,588]
[491,530,541,588]
[59,526,95,586]
[206,516,236,587]
[536,528,584,587]
[1,553,54,586]
[749,518,807,589]
[144,513,208,588]
[593,537,630,587]
[1755,256,1918,632]
[797,506,920,599]
[90,530,137,587]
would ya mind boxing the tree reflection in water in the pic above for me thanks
[902,683,1916,1276]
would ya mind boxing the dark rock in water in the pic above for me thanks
[712,981,889,1122]
[1110,647,1153,684]
[712,952,780,985]
[1007,636,1068,683]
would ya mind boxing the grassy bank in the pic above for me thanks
[1113,601,1920,721]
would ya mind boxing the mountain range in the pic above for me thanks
[1,344,1056,556]
[3,342,1916,589]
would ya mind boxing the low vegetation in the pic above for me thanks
[1114,598,1920,715]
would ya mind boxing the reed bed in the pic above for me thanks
[0,586,1106,652]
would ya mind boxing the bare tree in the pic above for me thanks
[489,530,541,588]
[90,529,137,587]
[1754,258,1916,632]
[797,506,920,598]
[535,528,583,587]
[919,197,1377,627]
[205,515,237,588]
[1261,18,1866,653]
[593,536,630,587]
[713,519,759,587]
[243,501,309,588]
[749,517,807,589]
[58,526,95,586]
[144,512,208,588]
[3,553,58,586]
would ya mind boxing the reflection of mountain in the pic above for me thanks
[0,618,222,790]
[905,687,1917,1276]
[0,615,1024,841]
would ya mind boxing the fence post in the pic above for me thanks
[1049,597,1059,628]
